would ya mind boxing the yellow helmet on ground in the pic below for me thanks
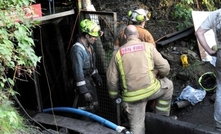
[80,19,102,37]
[128,9,150,22]
[198,72,217,92]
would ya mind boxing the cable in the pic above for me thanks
[66,9,115,54]
[66,8,86,54]
[39,26,59,132]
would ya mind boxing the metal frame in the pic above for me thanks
[80,10,119,123]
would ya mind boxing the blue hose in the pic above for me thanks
[43,107,126,133]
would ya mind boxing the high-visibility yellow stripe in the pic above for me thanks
[145,46,155,83]
[155,100,171,112]
[155,105,170,112]
[116,51,127,90]
[108,90,118,96]
[116,43,161,102]
[122,80,160,102]
[158,100,170,106]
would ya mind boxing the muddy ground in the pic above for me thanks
[93,0,217,130]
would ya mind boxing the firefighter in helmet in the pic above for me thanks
[69,19,103,113]
[114,8,155,49]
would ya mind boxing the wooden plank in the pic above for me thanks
[33,113,118,134]
[33,9,74,24]
[155,26,194,42]
[156,27,194,46]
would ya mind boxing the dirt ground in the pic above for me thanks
[92,0,218,130]
[172,93,215,129]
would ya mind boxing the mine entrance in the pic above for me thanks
[16,4,119,125]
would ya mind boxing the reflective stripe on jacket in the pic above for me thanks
[69,41,96,94]
[107,37,170,102]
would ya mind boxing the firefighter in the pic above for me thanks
[69,19,103,113]
[114,8,155,49]
[107,25,173,134]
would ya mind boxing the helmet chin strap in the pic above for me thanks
[80,36,89,48]
[141,21,146,28]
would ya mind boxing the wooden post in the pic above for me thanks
[82,0,92,8]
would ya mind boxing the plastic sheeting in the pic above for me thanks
[174,85,206,105]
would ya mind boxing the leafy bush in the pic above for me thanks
[172,0,194,30]
[172,0,220,30]
[0,0,41,133]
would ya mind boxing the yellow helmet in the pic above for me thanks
[198,72,217,91]
[128,9,150,22]
[80,19,102,37]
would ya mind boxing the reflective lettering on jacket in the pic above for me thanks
[115,43,161,102]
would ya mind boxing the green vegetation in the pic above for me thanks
[0,0,221,133]
[180,60,202,82]
[172,0,221,30]
[0,0,41,133]
[172,0,194,30]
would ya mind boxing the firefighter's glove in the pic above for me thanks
[92,73,103,87]
[84,92,93,102]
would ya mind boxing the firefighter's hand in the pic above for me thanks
[92,73,103,87]
[84,92,93,102]
[154,69,164,79]
[154,69,160,78]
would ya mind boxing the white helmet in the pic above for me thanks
[128,9,150,22]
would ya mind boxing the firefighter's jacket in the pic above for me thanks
[69,41,97,94]
[107,37,170,102]
[114,25,155,48]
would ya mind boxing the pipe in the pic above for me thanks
[174,100,191,109]
[48,0,52,15]
[116,98,122,125]
[52,0,55,14]
[33,70,43,112]
[43,107,131,133]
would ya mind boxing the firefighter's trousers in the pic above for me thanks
[122,77,173,134]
